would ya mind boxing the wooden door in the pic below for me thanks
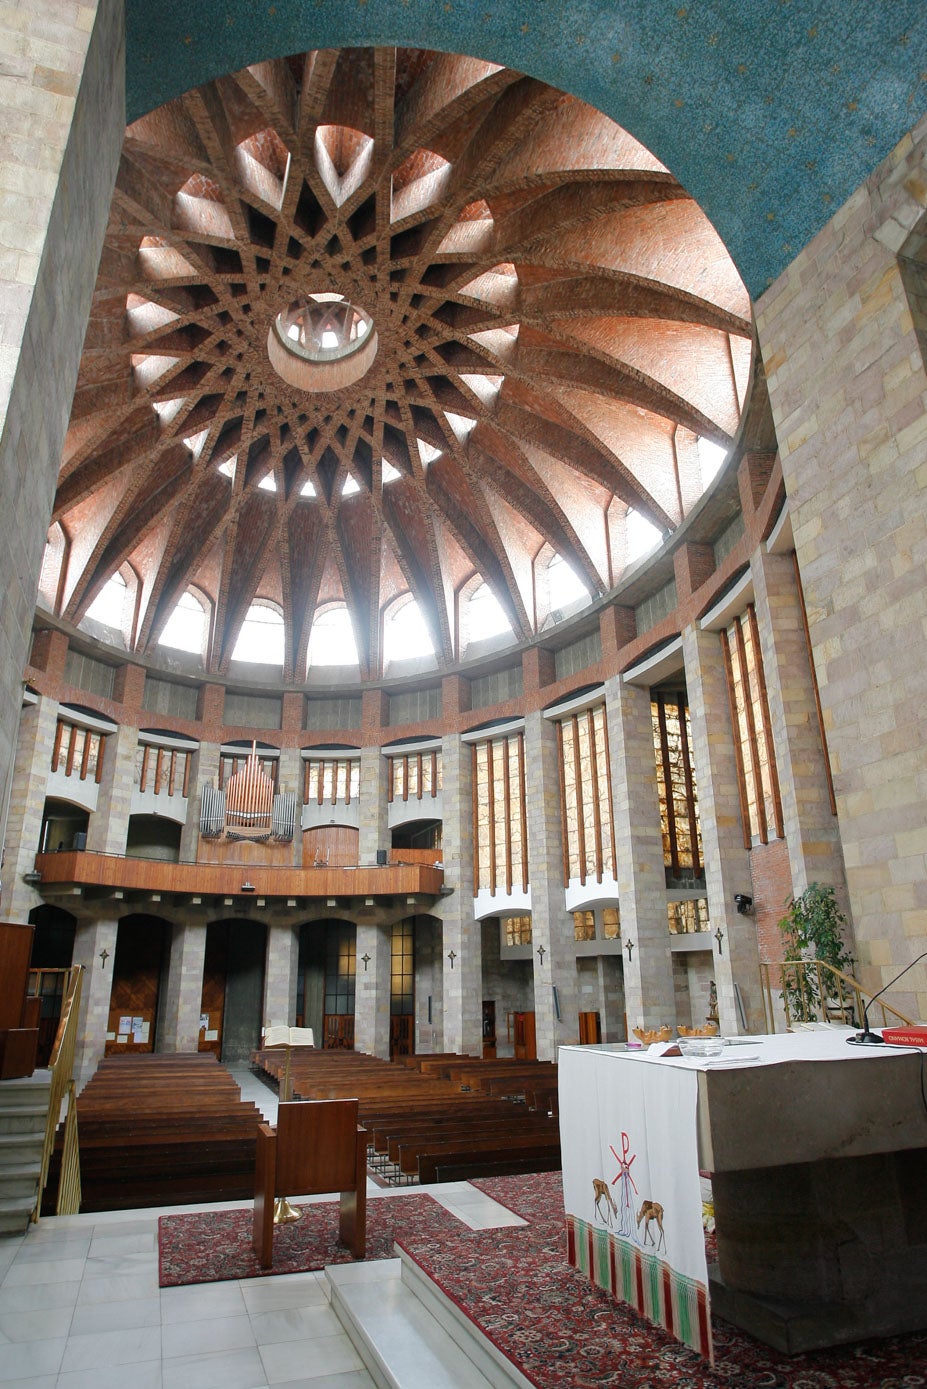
[105,917,167,1054]
[323,1014,355,1049]
[390,1015,413,1058]
[513,1010,536,1060]
[578,1010,602,1044]
[482,999,497,1059]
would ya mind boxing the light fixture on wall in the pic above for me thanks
[552,985,561,1021]
[241,881,256,892]
[734,893,753,915]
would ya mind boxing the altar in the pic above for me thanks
[559,1031,927,1355]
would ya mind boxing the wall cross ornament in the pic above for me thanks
[714,927,725,956]
[360,952,371,971]
[536,944,546,966]
[447,949,457,970]
[99,947,109,970]
[624,938,635,963]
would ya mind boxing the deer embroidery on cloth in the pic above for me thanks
[593,1177,618,1225]
[637,1199,666,1252]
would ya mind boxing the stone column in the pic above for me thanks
[0,693,58,922]
[179,741,219,861]
[750,548,849,904]
[683,625,761,1034]
[72,914,118,1085]
[354,922,391,1058]
[0,0,124,856]
[755,118,927,1019]
[524,711,579,1059]
[263,921,299,1028]
[86,723,137,854]
[357,745,388,864]
[160,921,207,1052]
[604,674,675,1032]
[436,734,481,1056]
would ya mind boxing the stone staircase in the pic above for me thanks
[0,1072,52,1237]
[327,1250,532,1389]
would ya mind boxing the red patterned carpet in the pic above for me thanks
[160,1172,927,1386]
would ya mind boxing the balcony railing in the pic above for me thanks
[33,850,445,901]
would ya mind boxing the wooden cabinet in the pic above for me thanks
[512,1010,537,1060]
[578,1011,602,1045]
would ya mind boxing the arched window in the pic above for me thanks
[544,553,588,622]
[383,597,434,664]
[85,570,128,629]
[307,605,358,668]
[159,590,209,656]
[462,581,511,652]
[625,509,663,564]
[231,602,285,665]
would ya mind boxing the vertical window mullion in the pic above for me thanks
[556,720,570,887]
[735,614,767,843]
[720,627,753,850]
[587,708,604,882]
[747,603,784,839]
[678,697,701,877]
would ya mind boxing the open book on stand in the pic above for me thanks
[262,1025,315,1048]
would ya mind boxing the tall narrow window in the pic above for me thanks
[472,733,527,894]
[557,704,615,886]
[721,605,783,846]
[651,692,703,885]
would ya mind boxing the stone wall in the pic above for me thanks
[0,0,123,860]
[756,114,927,1019]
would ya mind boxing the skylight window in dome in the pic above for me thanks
[626,510,663,564]
[232,603,285,665]
[218,458,236,479]
[384,598,434,663]
[307,606,358,668]
[547,554,589,612]
[466,583,511,642]
[300,478,317,497]
[417,439,441,465]
[184,428,209,456]
[382,460,401,483]
[342,475,360,496]
[444,412,476,442]
[258,474,276,492]
[152,399,183,426]
[159,590,207,655]
[460,373,503,405]
[85,570,127,629]
[698,438,728,485]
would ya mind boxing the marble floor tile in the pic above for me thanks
[0,1305,73,1343]
[69,1293,162,1335]
[0,1336,67,1381]
[59,1324,162,1374]
[161,1312,257,1359]
[239,1272,328,1316]
[248,1302,344,1346]
[0,1280,80,1313]
[160,1280,248,1324]
[77,1270,160,1304]
[56,1360,163,1389]
[0,1257,87,1287]
[160,1346,269,1389]
[258,1333,365,1384]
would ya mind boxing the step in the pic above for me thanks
[0,1195,35,1238]
[0,1134,44,1167]
[0,1075,52,1109]
[327,1257,530,1389]
[0,1105,48,1134]
[0,1163,41,1201]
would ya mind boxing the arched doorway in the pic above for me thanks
[105,914,170,1055]
[199,919,267,1063]
[27,903,77,1064]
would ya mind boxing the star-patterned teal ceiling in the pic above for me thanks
[125,0,927,299]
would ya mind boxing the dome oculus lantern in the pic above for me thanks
[267,293,378,392]
[53,46,752,683]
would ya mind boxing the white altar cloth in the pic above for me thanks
[558,1043,712,1359]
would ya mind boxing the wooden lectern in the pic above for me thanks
[252,1099,367,1269]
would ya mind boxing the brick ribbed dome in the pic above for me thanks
[53,47,752,681]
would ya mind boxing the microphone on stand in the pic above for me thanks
[846,950,927,1046]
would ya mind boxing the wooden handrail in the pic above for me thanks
[34,965,82,1221]
[761,959,914,1034]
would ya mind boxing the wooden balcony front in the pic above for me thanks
[33,851,445,905]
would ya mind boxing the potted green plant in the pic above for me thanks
[778,883,855,1024]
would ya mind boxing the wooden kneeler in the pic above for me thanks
[253,1099,367,1269]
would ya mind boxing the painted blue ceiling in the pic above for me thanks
[125,1,927,299]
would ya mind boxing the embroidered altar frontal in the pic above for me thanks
[558,1044,713,1361]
